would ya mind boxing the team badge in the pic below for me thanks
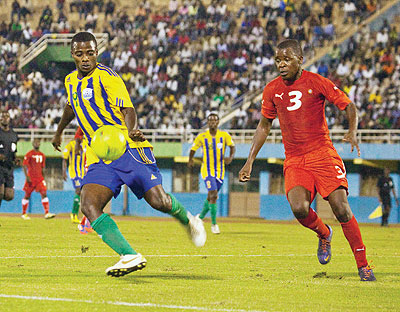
[217,142,223,149]
[308,89,313,94]
[82,88,93,100]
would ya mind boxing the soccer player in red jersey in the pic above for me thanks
[239,39,376,281]
[22,138,56,220]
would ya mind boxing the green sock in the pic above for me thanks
[199,199,210,219]
[91,213,136,255]
[167,193,189,225]
[210,203,217,225]
[72,194,80,215]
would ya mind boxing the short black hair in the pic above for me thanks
[71,32,97,48]
[277,39,303,57]
[207,112,219,120]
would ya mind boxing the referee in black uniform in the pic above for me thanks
[0,111,19,208]
[377,167,399,226]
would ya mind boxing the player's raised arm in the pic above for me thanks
[342,102,360,157]
[52,105,75,151]
[239,116,273,182]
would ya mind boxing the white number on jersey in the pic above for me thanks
[32,155,43,163]
[286,90,303,111]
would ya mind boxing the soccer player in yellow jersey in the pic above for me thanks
[51,32,206,277]
[62,129,87,223]
[188,113,235,234]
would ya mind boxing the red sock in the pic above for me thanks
[22,199,29,215]
[80,216,87,226]
[42,197,50,214]
[341,216,368,268]
[297,208,330,238]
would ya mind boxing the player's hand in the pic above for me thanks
[225,157,233,165]
[188,158,194,168]
[14,158,21,166]
[52,134,62,151]
[0,154,5,161]
[239,162,252,182]
[26,176,31,183]
[343,130,360,157]
[128,129,146,141]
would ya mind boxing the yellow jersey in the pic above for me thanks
[64,63,152,164]
[62,140,88,179]
[191,129,235,180]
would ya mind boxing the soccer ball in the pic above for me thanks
[91,125,126,161]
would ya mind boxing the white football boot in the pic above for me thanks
[211,224,220,234]
[187,213,207,247]
[106,253,147,277]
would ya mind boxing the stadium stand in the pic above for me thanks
[0,0,398,132]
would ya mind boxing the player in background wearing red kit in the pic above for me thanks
[21,138,56,220]
[239,39,376,281]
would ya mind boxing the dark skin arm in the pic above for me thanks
[62,158,68,181]
[23,165,31,183]
[121,107,146,141]
[342,102,360,157]
[225,145,236,165]
[51,105,75,151]
[188,149,196,168]
[239,116,273,182]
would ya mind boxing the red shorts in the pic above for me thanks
[284,144,348,202]
[23,179,47,197]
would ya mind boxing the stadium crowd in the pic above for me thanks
[0,0,399,132]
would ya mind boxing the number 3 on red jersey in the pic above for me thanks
[286,91,303,111]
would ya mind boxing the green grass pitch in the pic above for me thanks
[0,215,399,311]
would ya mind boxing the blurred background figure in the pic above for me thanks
[377,167,399,226]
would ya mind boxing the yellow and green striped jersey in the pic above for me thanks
[62,140,88,179]
[64,63,152,164]
[191,130,235,180]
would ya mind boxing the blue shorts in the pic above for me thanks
[204,176,223,191]
[71,177,83,189]
[82,146,162,199]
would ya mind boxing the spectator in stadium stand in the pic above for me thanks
[0,0,397,131]
[377,167,399,227]
[239,39,376,282]
[0,111,19,210]
[11,0,21,21]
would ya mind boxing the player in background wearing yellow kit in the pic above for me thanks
[188,112,235,234]
[62,127,87,223]
[52,32,206,277]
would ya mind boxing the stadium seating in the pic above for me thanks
[0,0,398,131]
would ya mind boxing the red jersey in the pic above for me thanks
[23,150,45,182]
[261,70,351,157]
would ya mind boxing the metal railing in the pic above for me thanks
[19,33,109,69]
[13,128,400,144]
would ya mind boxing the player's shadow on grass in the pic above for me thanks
[312,271,393,280]
[223,231,268,235]
[124,273,219,281]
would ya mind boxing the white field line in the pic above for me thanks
[0,294,266,312]
[0,254,398,260]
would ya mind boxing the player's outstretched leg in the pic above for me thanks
[168,193,206,247]
[144,185,206,247]
[82,184,145,277]
[329,189,376,281]
[90,213,147,277]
